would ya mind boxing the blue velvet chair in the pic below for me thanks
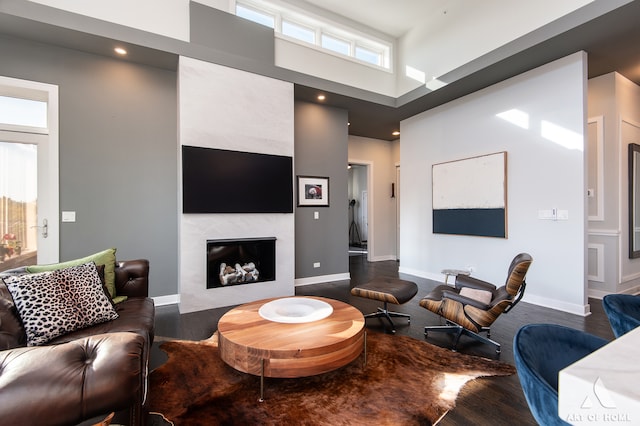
[513,324,608,426]
[602,294,640,338]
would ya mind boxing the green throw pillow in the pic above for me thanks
[26,248,117,298]
[112,295,128,304]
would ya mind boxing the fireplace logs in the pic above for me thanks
[219,262,259,285]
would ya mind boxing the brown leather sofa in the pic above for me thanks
[0,259,155,426]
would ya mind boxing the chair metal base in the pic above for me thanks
[364,301,410,334]
[424,321,501,354]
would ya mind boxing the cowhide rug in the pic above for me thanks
[148,332,515,425]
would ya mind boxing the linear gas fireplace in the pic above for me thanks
[206,238,276,289]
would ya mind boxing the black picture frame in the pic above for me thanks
[297,176,329,207]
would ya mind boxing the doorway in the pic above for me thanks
[0,76,59,272]
[348,163,369,258]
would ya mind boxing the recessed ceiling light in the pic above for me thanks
[317,94,326,101]
[392,131,400,136]
[114,47,127,55]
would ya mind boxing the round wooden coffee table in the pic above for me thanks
[218,296,365,399]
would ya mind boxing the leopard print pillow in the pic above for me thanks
[3,262,119,346]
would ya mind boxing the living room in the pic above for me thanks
[1,1,640,424]
[2,0,639,314]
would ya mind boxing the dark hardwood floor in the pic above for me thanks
[152,254,616,425]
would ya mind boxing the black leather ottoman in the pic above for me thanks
[351,278,418,333]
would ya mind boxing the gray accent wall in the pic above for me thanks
[294,101,349,279]
[189,2,275,65]
[0,35,178,297]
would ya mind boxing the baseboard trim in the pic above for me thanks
[398,266,443,284]
[399,266,591,316]
[295,273,351,286]
[588,286,640,299]
[370,255,397,262]
[523,294,591,317]
[153,294,180,306]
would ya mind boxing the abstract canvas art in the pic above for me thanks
[432,152,507,238]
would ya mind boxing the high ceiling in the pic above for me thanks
[294,0,640,141]
[1,1,638,142]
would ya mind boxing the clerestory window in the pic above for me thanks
[236,4,275,28]
[235,1,391,71]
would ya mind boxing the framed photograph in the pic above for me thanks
[297,176,329,207]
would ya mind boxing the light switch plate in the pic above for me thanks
[61,211,76,222]
[538,209,554,220]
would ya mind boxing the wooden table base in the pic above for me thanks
[255,331,368,402]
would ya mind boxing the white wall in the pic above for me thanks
[587,74,621,296]
[348,135,397,261]
[29,0,192,41]
[400,52,589,315]
[616,75,640,292]
[178,56,295,312]
[587,73,640,297]
[275,38,397,97]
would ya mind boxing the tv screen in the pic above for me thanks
[182,145,293,213]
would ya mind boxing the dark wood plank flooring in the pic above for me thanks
[152,255,616,425]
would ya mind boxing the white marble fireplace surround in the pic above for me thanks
[178,56,295,313]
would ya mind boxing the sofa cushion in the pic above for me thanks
[0,332,146,426]
[3,262,118,346]
[0,281,26,350]
[26,248,118,299]
[459,287,493,306]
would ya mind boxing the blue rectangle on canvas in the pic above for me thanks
[433,208,506,238]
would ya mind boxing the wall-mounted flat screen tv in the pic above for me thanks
[182,145,293,213]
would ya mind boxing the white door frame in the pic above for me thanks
[0,76,59,264]
[361,190,368,241]
[395,163,400,261]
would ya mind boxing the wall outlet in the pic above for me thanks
[313,262,320,268]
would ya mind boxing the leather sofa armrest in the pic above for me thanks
[115,259,149,298]
[0,332,145,426]
[454,274,497,292]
